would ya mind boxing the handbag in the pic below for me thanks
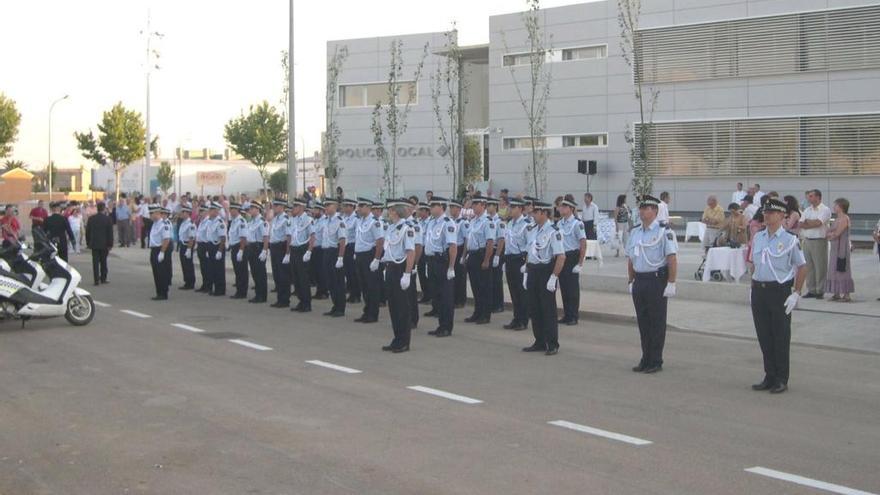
[835,235,847,272]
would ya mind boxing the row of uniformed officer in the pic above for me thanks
[503,198,531,330]
[463,196,496,324]
[423,197,458,337]
[147,204,173,300]
[228,202,249,299]
[177,205,196,290]
[381,199,417,352]
[245,201,270,303]
[556,198,587,325]
[353,198,385,323]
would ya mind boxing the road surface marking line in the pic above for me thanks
[228,339,273,351]
[548,420,652,446]
[171,323,206,334]
[120,309,151,318]
[306,360,362,374]
[745,467,877,495]
[407,386,482,404]
[93,301,111,307]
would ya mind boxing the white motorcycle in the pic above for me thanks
[0,231,95,326]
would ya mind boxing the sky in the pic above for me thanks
[3,0,586,171]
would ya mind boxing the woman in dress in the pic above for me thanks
[825,198,854,302]
[612,194,632,257]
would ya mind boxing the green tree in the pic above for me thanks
[431,27,469,196]
[324,45,349,192]
[0,93,22,159]
[268,168,288,195]
[74,102,146,201]
[157,160,174,194]
[224,101,287,200]
[3,159,26,172]
[463,136,483,191]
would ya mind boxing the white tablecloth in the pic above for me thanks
[702,246,747,282]
[685,222,707,243]
[597,217,616,244]
[586,240,603,266]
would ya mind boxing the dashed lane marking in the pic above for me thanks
[120,309,151,318]
[548,420,652,446]
[93,301,111,307]
[306,360,362,374]
[745,467,877,495]
[171,323,206,333]
[407,386,482,404]
[228,339,273,351]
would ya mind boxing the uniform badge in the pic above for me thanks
[489,223,495,229]
[777,242,784,251]
[579,223,585,230]
[374,221,380,228]
[666,232,674,240]
[447,226,455,233]
[414,226,420,232]
[500,223,506,229]
[407,230,414,237]
[340,222,346,229]
[555,233,562,241]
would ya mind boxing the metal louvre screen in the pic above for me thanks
[634,5,880,84]
[636,114,880,177]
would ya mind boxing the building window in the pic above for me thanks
[562,133,608,147]
[338,81,417,108]
[634,5,880,84]
[636,114,880,176]
[561,45,607,61]
[502,52,542,67]
[503,137,547,150]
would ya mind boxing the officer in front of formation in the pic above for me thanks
[289,198,315,312]
[177,205,196,290]
[228,202,249,299]
[503,198,531,330]
[269,200,292,308]
[749,197,807,394]
[556,197,587,326]
[463,196,495,324]
[424,197,458,337]
[206,202,227,296]
[626,194,678,374]
[148,204,172,300]
[522,201,565,355]
[381,199,416,353]
[245,201,270,304]
[354,198,384,323]
[321,198,347,317]
[195,205,212,293]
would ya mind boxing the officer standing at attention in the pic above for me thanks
[342,198,361,303]
[487,198,506,314]
[160,207,175,289]
[311,203,329,300]
[321,198,347,317]
[354,198,385,323]
[406,201,425,329]
[245,201,270,304]
[749,197,807,394]
[449,200,468,308]
[626,194,678,374]
[148,204,172,300]
[195,204,212,293]
[503,199,531,330]
[381,199,416,353]
[228,202,249,299]
[424,197,458,337]
[207,203,227,296]
[556,197,587,325]
[463,196,496,324]
[372,203,388,306]
[522,201,565,355]
[177,205,196,290]
[269,200,292,308]
[289,199,315,312]
[415,202,432,305]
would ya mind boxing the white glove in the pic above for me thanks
[572,264,582,274]
[157,251,164,263]
[492,255,500,267]
[400,272,411,290]
[546,274,558,292]
[628,282,633,294]
[259,250,268,262]
[663,282,676,298]
[281,253,290,265]
[215,250,222,261]
[369,258,380,272]
[460,254,467,265]
[236,250,243,262]
[185,248,192,259]
[522,272,528,290]
[303,250,311,262]
[446,268,455,280]
[335,256,344,269]
[501,263,506,272]
[784,293,799,315]
[520,264,526,274]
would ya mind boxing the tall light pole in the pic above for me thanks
[143,11,163,197]
[287,0,298,198]
[48,94,70,202]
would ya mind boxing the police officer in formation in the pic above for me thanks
[415,201,431,305]
[206,203,227,296]
[341,198,361,304]
[246,201,270,304]
[311,202,329,300]
[354,198,384,323]
[522,201,565,355]
[487,198,506,313]
[195,205,212,293]
[423,197,458,337]
[449,200,468,308]
[148,204,172,300]
[228,202,249,299]
[406,201,425,329]
[289,198,315,312]
[503,198,531,330]
[463,196,495,324]
[371,202,388,306]
[269,200,292,308]
[381,199,416,353]
[320,198,347,317]
[556,197,587,325]
[177,205,196,290]
[626,194,678,374]
[748,197,806,394]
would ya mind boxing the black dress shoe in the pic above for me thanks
[322,310,335,316]
[195,288,209,293]
[557,317,570,324]
[270,302,289,308]
[382,344,395,351]
[354,316,366,322]
[435,330,452,338]
[248,298,260,303]
[391,345,410,353]
[642,365,663,374]
[522,344,545,352]
[178,285,193,290]
[751,380,774,391]
[814,293,824,300]
[545,346,559,356]
[464,315,478,323]
[770,383,788,394]
[565,320,578,326]
[423,311,438,317]
[313,294,328,300]
[513,323,528,331]
[211,292,226,296]
[632,363,647,372]
[427,329,439,335]
[418,298,431,304]
[151,295,168,301]
[475,318,490,325]
[360,317,377,323]
[503,322,518,330]
[330,311,345,317]
[491,307,504,314]
[230,294,246,299]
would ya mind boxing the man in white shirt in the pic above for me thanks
[579,192,600,240]
[741,195,758,222]
[732,182,746,205]
[657,191,670,224]
[752,184,765,207]
[798,189,832,299]
[166,193,179,215]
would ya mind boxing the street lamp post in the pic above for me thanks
[286,0,298,198]
[48,94,70,202]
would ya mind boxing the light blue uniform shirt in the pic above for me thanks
[751,227,805,283]
[228,215,247,243]
[492,213,506,242]
[454,217,468,245]
[504,215,531,255]
[406,218,424,246]
[149,217,172,247]
[206,216,226,244]
[382,219,415,264]
[270,213,290,243]
[196,216,210,243]
[626,220,678,273]
[178,218,195,244]
[321,213,346,249]
[344,212,358,245]
[313,215,327,246]
[355,214,384,253]
[526,221,564,264]
[466,212,496,252]
[424,215,457,256]
[247,216,268,243]
[289,213,314,247]
[557,215,586,252]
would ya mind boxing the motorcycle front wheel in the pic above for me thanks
[65,295,95,326]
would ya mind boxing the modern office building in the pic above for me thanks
[329,0,880,213]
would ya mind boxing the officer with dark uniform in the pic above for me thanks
[487,197,506,313]
[749,197,807,394]
[342,198,361,303]
[43,202,75,262]
[556,197,587,325]
[269,200,292,308]
[464,196,496,324]
[503,198,531,330]
[522,201,565,355]
[245,201,270,304]
[424,197,458,337]
[148,204,172,300]
[626,194,678,374]
[206,202,227,296]
[289,198,315,312]
[449,200,468,308]
[228,202,249,299]
[195,204,212,293]
[354,198,384,323]
[381,199,416,353]
[321,198,347,317]
[177,205,196,290]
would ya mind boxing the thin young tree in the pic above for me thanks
[324,45,349,193]
[0,93,21,159]
[224,101,287,200]
[157,160,175,195]
[431,27,470,197]
[75,102,147,201]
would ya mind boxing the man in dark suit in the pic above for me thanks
[85,201,114,285]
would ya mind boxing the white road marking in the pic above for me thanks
[228,339,273,351]
[548,420,652,446]
[120,309,151,318]
[93,301,111,308]
[745,467,877,495]
[306,360,362,374]
[407,386,483,404]
[171,323,206,334]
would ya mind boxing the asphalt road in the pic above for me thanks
[0,254,877,495]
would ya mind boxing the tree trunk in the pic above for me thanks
[115,168,121,202]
